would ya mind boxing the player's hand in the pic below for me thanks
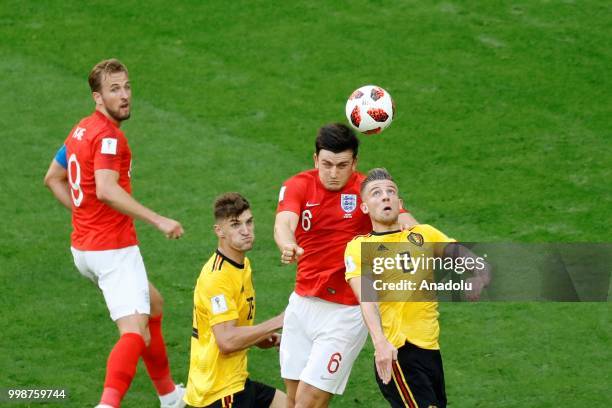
[257,332,281,349]
[464,276,486,301]
[374,338,398,384]
[398,212,418,231]
[280,243,304,264]
[156,216,184,239]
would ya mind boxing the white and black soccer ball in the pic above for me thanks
[345,85,395,135]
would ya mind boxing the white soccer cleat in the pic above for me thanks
[160,383,186,408]
[94,405,114,408]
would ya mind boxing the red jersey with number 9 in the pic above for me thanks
[63,111,137,251]
[277,169,371,305]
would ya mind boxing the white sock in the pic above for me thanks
[158,385,178,405]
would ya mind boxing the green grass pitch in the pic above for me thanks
[0,1,610,407]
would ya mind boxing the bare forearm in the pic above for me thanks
[444,244,491,286]
[98,183,160,226]
[46,180,72,210]
[360,301,388,345]
[220,317,282,354]
[274,223,296,250]
[349,279,387,344]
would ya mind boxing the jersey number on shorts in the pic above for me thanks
[67,153,83,207]
[327,352,342,374]
[301,209,312,231]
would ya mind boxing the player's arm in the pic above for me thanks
[211,312,284,354]
[398,211,419,229]
[441,243,491,301]
[94,169,183,239]
[44,145,71,210]
[348,277,397,384]
[274,211,304,264]
[44,160,71,210]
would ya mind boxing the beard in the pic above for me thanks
[106,104,131,122]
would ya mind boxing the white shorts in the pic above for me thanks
[70,245,150,321]
[280,292,368,395]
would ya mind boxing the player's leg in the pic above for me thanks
[280,293,313,407]
[143,281,185,407]
[294,382,331,408]
[269,389,288,408]
[251,379,286,408]
[283,379,299,408]
[89,246,152,407]
[295,300,368,408]
[431,350,447,408]
[386,342,443,408]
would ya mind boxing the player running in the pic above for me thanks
[344,168,490,408]
[274,124,418,407]
[44,59,185,408]
[184,193,286,408]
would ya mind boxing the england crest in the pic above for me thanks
[341,194,357,213]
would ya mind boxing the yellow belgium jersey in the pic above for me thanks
[185,250,256,407]
[344,224,454,350]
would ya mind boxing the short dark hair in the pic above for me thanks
[360,167,394,194]
[315,123,359,158]
[214,192,251,221]
[88,58,128,93]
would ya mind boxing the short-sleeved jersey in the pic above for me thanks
[277,169,372,305]
[344,225,455,350]
[185,250,256,407]
[63,111,137,250]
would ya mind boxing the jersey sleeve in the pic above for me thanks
[415,224,457,257]
[54,145,67,169]
[417,224,455,243]
[196,272,239,326]
[276,175,307,214]
[93,132,125,172]
[344,239,363,281]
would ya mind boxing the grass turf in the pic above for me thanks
[0,1,610,406]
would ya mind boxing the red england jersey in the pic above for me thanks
[64,111,137,251]
[277,169,371,305]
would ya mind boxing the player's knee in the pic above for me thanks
[295,388,330,408]
[142,328,151,347]
[149,289,164,316]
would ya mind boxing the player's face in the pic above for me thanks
[314,149,356,191]
[216,209,255,253]
[361,180,402,225]
[94,71,131,123]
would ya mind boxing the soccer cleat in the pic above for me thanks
[160,383,186,408]
[94,405,114,408]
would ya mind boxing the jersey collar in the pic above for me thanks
[94,110,120,130]
[370,229,402,236]
[215,249,245,269]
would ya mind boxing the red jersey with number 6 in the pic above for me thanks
[277,169,371,305]
[64,111,137,251]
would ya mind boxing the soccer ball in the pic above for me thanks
[345,85,395,134]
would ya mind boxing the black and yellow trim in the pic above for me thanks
[215,249,244,269]
[392,361,418,408]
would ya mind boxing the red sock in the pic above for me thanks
[142,315,175,395]
[100,333,146,408]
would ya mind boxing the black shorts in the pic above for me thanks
[196,379,276,408]
[375,341,447,408]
